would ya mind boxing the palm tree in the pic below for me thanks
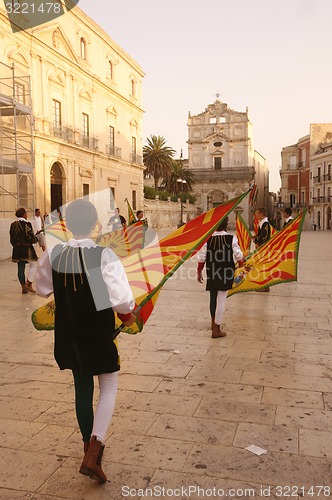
[143,135,175,191]
[162,159,195,195]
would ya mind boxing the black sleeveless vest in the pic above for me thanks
[51,244,119,375]
[206,234,235,291]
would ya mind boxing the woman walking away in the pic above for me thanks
[36,199,136,483]
[197,217,243,338]
[10,207,38,293]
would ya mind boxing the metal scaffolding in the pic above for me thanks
[0,61,34,217]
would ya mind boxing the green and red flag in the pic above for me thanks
[32,190,251,332]
[236,213,252,255]
[126,198,136,225]
[229,209,307,296]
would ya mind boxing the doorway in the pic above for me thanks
[50,162,63,211]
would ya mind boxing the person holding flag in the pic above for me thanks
[197,217,244,338]
[253,207,271,292]
[36,199,136,484]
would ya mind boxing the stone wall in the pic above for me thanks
[142,198,198,230]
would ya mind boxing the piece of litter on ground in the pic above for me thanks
[245,445,267,456]
[173,350,180,354]
[25,308,29,310]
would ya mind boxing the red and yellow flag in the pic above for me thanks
[118,191,250,334]
[96,222,144,259]
[236,213,252,255]
[32,190,250,332]
[126,198,136,225]
[229,209,307,296]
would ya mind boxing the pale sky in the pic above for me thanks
[78,0,332,192]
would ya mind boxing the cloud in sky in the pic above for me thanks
[78,0,332,192]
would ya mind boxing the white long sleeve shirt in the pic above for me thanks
[197,231,243,263]
[36,238,135,314]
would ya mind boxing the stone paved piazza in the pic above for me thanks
[0,231,331,499]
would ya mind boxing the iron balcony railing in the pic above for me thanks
[80,135,99,150]
[131,153,142,164]
[50,125,75,143]
[188,166,255,180]
[106,145,122,159]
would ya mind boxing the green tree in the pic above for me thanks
[162,159,195,195]
[143,135,175,191]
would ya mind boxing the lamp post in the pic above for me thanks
[177,178,187,227]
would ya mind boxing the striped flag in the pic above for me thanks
[229,209,307,296]
[126,198,136,225]
[248,183,258,206]
[32,190,251,332]
[236,213,252,255]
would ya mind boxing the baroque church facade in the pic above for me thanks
[187,99,269,229]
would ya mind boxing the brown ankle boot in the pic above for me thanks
[79,436,107,483]
[210,317,215,331]
[26,281,36,293]
[21,283,29,294]
[212,323,226,338]
[84,441,89,454]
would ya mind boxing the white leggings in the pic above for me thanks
[92,372,118,443]
[214,290,228,326]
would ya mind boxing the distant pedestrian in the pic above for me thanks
[197,217,244,337]
[107,208,126,230]
[10,208,38,293]
[36,199,136,484]
[283,207,293,228]
[253,207,271,292]
[136,210,148,228]
[31,208,46,251]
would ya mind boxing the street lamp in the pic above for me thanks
[177,178,187,227]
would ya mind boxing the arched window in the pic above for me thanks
[109,61,113,79]
[80,38,86,59]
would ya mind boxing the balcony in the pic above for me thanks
[50,125,75,143]
[188,166,255,181]
[79,135,99,150]
[312,196,331,204]
[106,145,122,159]
[323,173,332,181]
[298,161,306,169]
[313,176,321,184]
[131,153,142,164]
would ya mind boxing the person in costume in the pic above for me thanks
[31,208,46,252]
[197,217,243,338]
[36,199,136,484]
[107,208,126,230]
[283,207,293,227]
[10,207,38,294]
[253,207,271,292]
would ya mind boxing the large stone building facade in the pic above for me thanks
[310,141,332,230]
[187,99,269,229]
[0,3,145,257]
[279,124,332,230]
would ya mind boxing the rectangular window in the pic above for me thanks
[52,99,62,128]
[83,183,89,199]
[82,113,89,146]
[214,157,222,170]
[132,190,137,211]
[82,113,89,137]
[109,126,115,147]
[110,187,115,209]
[132,136,136,154]
[317,167,321,182]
